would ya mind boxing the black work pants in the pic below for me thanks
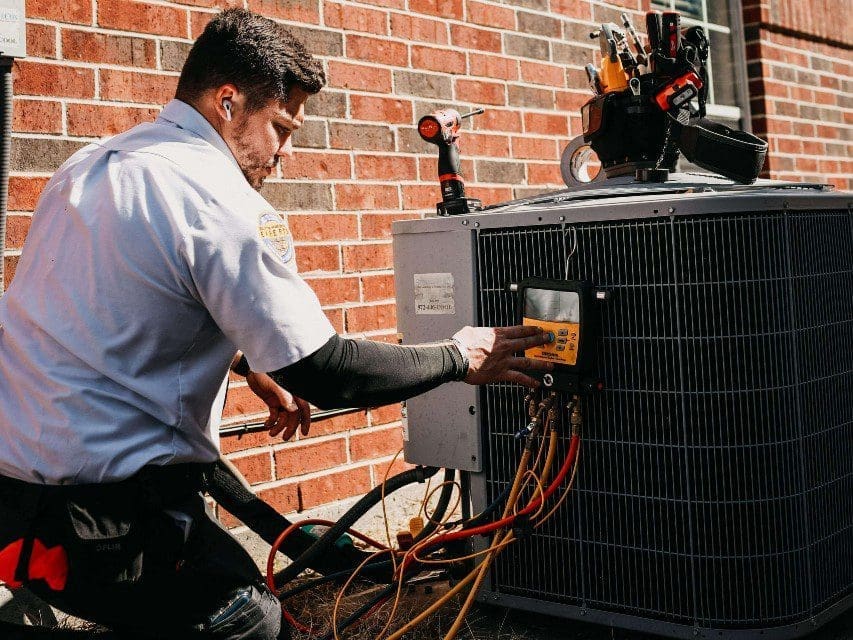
[0,467,286,639]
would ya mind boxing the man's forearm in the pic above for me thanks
[268,334,467,409]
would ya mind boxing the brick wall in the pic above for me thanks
[742,0,853,189]
[4,0,851,518]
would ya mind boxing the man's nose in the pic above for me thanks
[277,136,294,158]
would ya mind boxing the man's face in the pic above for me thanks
[226,87,309,190]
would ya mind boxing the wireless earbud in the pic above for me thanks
[222,99,232,122]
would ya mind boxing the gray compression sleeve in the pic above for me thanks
[268,334,468,409]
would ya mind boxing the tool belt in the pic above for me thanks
[0,463,212,592]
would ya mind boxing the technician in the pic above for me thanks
[0,8,551,640]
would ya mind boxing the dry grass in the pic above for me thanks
[284,577,537,640]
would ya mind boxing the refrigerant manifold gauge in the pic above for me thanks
[513,278,604,393]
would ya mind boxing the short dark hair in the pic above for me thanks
[176,9,325,110]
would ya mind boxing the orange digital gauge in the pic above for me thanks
[516,278,603,393]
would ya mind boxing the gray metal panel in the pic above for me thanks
[393,227,482,472]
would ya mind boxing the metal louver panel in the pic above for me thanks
[476,210,853,634]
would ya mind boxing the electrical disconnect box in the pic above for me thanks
[0,0,25,60]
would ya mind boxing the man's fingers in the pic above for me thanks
[510,356,553,371]
[499,325,544,339]
[501,369,541,388]
[296,398,312,436]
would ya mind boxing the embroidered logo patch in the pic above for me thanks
[258,211,294,264]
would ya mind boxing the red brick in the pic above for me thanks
[309,410,369,437]
[28,0,92,24]
[346,34,407,66]
[12,99,61,134]
[464,132,510,157]
[26,23,56,59]
[3,256,18,290]
[100,69,178,105]
[343,243,393,272]
[524,112,569,136]
[223,384,267,419]
[275,439,347,477]
[67,104,159,137]
[325,308,344,332]
[62,30,157,67]
[802,140,825,156]
[521,61,566,87]
[13,62,94,99]
[450,24,502,53]
[361,0,405,10]
[350,427,403,461]
[360,213,420,239]
[410,0,463,19]
[324,1,388,34]
[4,215,30,250]
[469,53,518,81]
[297,466,372,509]
[295,244,340,273]
[550,0,591,19]
[189,10,214,38]
[335,184,399,210]
[466,0,515,29]
[345,303,396,333]
[527,162,563,185]
[412,46,466,74]
[554,90,589,113]
[795,157,819,173]
[361,273,396,301]
[98,0,187,38]
[289,214,358,241]
[350,95,413,124]
[466,185,512,204]
[401,184,437,210]
[304,276,360,305]
[355,155,417,181]
[247,0,320,23]
[216,504,242,529]
[390,14,448,44]
[8,177,50,211]
[370,404,403,425]
[371,457,414,483]
[230,451,273,485]
[327,61,392,93]
[281,152,351,180]
[170,0,243,7]
[512,136,559,160]
[257,484,300,514]
[221,429,275,454]
[454,78,505,105]
[473,108,522,132]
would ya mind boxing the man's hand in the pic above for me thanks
[452,325,554,388]
[245,372,311,440]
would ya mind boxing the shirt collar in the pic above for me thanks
[156,99,241,171]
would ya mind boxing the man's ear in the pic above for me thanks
[214,84,240,123]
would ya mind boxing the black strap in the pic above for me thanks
[677,117,768,184]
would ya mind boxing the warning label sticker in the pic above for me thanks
[414,273,455,315]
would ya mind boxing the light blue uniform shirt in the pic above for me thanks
[0,100,335,484]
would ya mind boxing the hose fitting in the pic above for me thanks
[569,396,582,436]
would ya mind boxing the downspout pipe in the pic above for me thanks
[0,60,13,297]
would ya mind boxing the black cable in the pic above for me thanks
[273,465,441,587]
[207,459,373,576]
[412,467,456,543]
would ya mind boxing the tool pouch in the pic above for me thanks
[62,484,145,588]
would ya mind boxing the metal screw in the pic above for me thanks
[468,405,476,415]
[668,206,675,213]
[461,220,469,225]
[559,215,565,221]
[474,221,480,227]
[543,373,554,387]
[471,454,477,462]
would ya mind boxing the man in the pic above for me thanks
[0,8,551,639]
